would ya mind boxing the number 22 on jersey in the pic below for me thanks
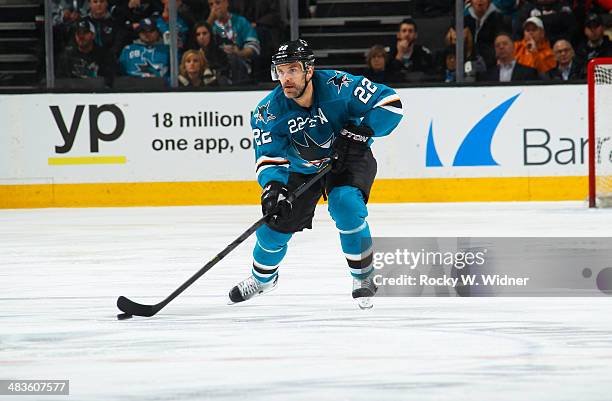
[253,128,272,146]
[354,77,378,104]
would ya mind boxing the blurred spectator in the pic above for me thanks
[230,0,282,56]
[465,0,519,16]
[441,46,458,82]
[464,0,511,68]
[445,26,474,57]
[548,39,584,80]
[113,0,162,42]
[118,17,170,78]
[207,0,260,83]
[514,16,556,74]
[363,45,396,83]
[593,0,612,12]
[230,0,283,81]
[576,13,612,64]
[57,20,114,85]
[180,0,208,20]
[441,26,486,80]
[297,0,315,18]
[51,0,84,54]
[388,18,434,80]
[478,32,539,81]
[153,0,192,52]
[415,0,452,17]
[83,0,127,58]
[52,0,87,26]
[189,21,231,82]
[178,49,218,86]
[515,0,577,45]
[491,0,520,16]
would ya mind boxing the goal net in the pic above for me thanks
[588,58,612,207]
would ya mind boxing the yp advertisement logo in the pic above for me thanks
[426,94,520,167]
[48,104,126,166]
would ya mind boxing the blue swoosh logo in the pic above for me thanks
[426,121,443,167]
[426,93,521,167]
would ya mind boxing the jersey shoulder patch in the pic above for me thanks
[252,88,285,128]
[318,69,354,96]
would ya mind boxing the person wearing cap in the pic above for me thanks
[112,0,162,39]
[576,13,612,65]
[57,19,114,85]
[118,17,170,79]
[514,0,577,46]
[514,16,556,74]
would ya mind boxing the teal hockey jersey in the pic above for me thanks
[252,69,403,187]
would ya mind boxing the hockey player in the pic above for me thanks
[228,39,403,309]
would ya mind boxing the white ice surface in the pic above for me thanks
[1,201,612,401]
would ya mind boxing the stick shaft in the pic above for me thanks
[117,164,331,316]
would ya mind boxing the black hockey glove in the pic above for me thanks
[332,123,374,173]
[261,181,292,219]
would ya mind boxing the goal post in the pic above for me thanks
[588,57,612,208]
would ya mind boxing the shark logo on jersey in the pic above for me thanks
[137,59,165,77]
[291,130,333,168]
[326,71,353,94]
[254,101,276,124]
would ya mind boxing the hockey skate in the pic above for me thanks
[352,275,378,310]
[228,275,278,304]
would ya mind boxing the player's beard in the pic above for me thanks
[282,76,308,99]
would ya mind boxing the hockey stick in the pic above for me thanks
[116,163,332,318]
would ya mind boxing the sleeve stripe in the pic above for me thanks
[383,100,402,108]
[375,94,403,116]
[381,104,404,115]
[256,160,290,172]
[256,163,289,178]
[256,156,288,164]
[374,94,401,108]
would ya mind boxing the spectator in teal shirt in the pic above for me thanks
[207,0,260,83]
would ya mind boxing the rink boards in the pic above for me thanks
[0,84,589,208]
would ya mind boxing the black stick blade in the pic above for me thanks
[116,296,159,317]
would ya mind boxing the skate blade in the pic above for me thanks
[356,297,373,310]
[227,283,278,305]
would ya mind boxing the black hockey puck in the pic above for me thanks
[117,313,133,320]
